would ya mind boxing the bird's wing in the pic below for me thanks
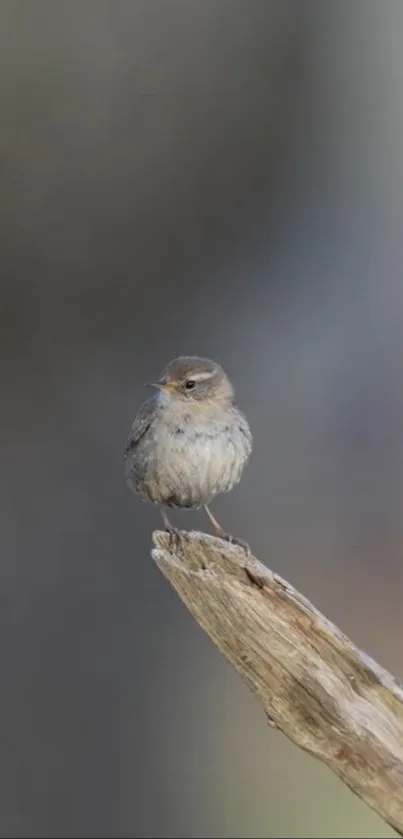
[124,397,154,459]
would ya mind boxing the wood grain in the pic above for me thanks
[152,529,403,836]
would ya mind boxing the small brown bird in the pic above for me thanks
[124,355,252,549]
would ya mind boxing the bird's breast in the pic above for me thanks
[143,408,252,507]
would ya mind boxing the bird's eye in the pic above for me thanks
[185,379,195,390]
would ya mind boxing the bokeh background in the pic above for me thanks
[1,1,403,836]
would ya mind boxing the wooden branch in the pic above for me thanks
[151,529,403,836]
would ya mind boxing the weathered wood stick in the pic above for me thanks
[152,529,403,836]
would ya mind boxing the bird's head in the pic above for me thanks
[147,356,234,405]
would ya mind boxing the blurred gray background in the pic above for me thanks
[1,0,403,836]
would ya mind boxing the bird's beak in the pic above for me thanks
[146,381,172,393]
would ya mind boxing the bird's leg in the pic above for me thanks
[159,507,181,551]
[203,505,250,555]
[202,504,223,535]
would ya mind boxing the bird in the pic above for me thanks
[124,355,252,550]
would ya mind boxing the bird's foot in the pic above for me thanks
[216,531,265,588]
[217,531,251,556]
[165,525,182,552]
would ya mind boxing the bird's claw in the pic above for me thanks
[218,531,251,556]
[165,526,182,552]
[216,531,265,588]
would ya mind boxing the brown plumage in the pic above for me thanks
[124,355,252,549]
